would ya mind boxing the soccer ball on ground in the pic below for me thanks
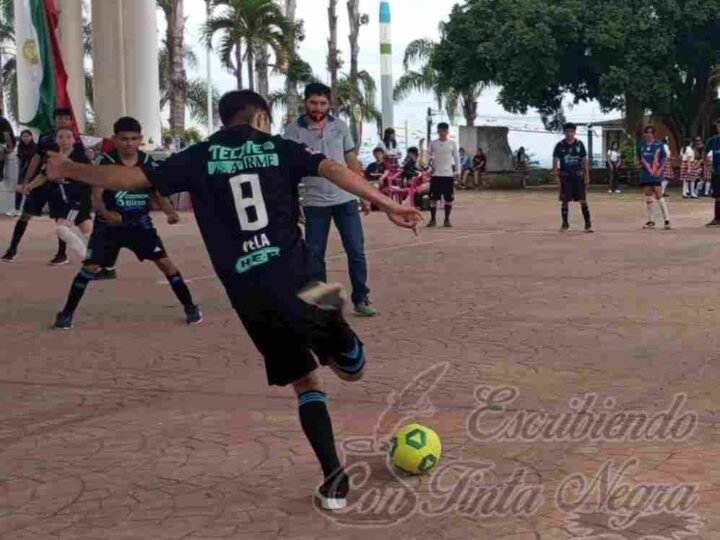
[389,423,442,475]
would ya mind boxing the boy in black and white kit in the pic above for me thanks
[45,91,422,511]
[428,122,460,227]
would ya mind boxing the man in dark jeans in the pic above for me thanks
[284,83,376,317]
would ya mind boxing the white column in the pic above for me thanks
[122,0,162,147]
[91,0,162,146]
[91,0,125,138]
[57,0,85,132]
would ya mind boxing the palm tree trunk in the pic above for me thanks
[327,0,338,112]
[285,0,300,124]
[347,0,360,144]
[234,40,243,89]
[168,0,186,138]
[246,45,255,91]
[255,45,270,99]
[461,90,477,126]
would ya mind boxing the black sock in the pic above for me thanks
[444,204,452,221]
[298,391,342,479]
[62,269,96,315]
[7,219,28,253]
[57,238,67,258]
[581,203,591,227]
[561,204,569,226]
[714,200,720,221]
[430,206,437,220]
[167,272,194,308]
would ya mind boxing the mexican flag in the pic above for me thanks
[14,0,76,134]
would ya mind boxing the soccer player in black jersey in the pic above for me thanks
[553,123,593,232]
[2,108,86,265]
[46,91,422,511]
[22,127,92,261]
[53,117,202,330]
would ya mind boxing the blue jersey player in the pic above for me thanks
[704,118,720,227]
[637,126,671,230]
[45,91,423,511]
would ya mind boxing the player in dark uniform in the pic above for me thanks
[2,108,87,265]
[704,118,720,227]
[552,123,593,232]
[23,127,92,260]
[52,117,202,330]
[45,91,422,511]
[638,126,671,230]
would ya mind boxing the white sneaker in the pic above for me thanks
[5,210,16,217]
[614,190,622,193]
[608,190,613,193]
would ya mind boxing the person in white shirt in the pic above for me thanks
[427,122,460,227]
[681,139,696,198]
[606,142,622,193]
[661,137,673,196]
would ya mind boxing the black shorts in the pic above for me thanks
[430,176,454,202]
[559,175,587,202]
[86,221,167,266]
[226,277,360,387]
[22,185,91,224]
[712,174,720,195]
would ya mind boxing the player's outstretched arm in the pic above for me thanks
[45,151,151,191]
[319,159,422,232]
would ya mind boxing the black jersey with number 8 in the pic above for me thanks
[145,125,327,287]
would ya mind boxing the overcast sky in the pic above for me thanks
[177,0,618,164]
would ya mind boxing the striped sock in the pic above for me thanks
[298,391,342,479]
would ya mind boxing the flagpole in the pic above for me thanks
[206,0,213,135]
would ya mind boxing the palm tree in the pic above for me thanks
[283,0,301,124]
[394,38,484,126]
[0,0,17,121]
[327,0,339,111]
[205,0,290,97]
[346,0,369,144]
[157,0,187,137]
[335,71,381,137]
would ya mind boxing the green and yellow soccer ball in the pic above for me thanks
[389,423,442,475]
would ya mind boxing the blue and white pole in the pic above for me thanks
[380,1,394,132]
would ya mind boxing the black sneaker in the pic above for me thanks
[642,221,656,230]
[54,311,73,330]
[584,224,594,233]
[96,268,117,280]
[664,220,672,230]
[560,223,570,232]
[317,470,349,511]
[427,218,437,228]
[705,220,720,228]
[49,254,69,266]
[443,219,452,228]
[1,250,16,262]
[185,305,203,325]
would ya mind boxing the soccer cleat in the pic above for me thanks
[297,282,347,311]
[705,220,720,228]
[185,304,203,325]
[584,224,594,233]
[664,221,672,230]
[443,219,452,228]
[54,311,73,330]
[560,223,570,232]
[48,254,69,266]
[614,189,622,193]
[1,250,16,262]
[317,471,349,511]
[642,221,656,230]
[353,301,377,318]
[426,218,437,228]
[95,268,118,280]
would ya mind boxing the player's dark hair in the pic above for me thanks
[304,82,332,101]
[54,107,72,118]
[643,125,656,134]
[407,146,419,156]
[437,122,449,130]
[113,116,142,134]
[219,90,271,127]
[563,122,576,131]
[373,146,385,154]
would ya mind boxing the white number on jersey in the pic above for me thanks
[229,174,269,232]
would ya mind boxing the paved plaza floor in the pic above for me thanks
[0,188,717,539]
